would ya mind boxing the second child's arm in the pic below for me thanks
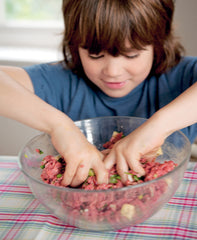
[0,66,108,187]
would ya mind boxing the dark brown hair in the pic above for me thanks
[62,0,184,76]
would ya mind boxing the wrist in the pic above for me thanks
[149,107,178,140]
[46,110,74,135]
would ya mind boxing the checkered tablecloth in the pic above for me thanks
[0,156,196,240]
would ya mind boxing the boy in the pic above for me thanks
[0,0,197,186]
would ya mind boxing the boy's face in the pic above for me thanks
[78,45,154,98]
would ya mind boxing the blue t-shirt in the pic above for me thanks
[23,56,197,143]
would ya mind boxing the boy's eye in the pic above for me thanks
[89,54,104,59]
[125,54,139,59]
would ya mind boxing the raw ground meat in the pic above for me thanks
[40,131,177,189]
[40,155,176,189]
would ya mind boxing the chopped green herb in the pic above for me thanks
[88,168,95,177]
[133,175,140,181]
[40,165,45,169]
[56,174,62,178]
[36,148,44,154]
[124,172,141,181]
[109,177,118,184]
[109,174,121,184]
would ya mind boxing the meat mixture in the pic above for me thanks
[40,131,176,189]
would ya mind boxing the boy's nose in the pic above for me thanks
[102,57,123,78]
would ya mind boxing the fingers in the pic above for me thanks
[104,146,145,183]
[62,152,109,187]
[70,161,91,187]
[103,149,116,170]
[101,149,111,156]
[62,146,146,188]
[70,153,108,187]
[127,156,145,177]
[61,160,78,186]
[92,159,109,185]
[115,154,129,183]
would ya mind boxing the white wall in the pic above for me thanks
[0,117,40,155]
[174,0,197,56]
[0,0,197,155]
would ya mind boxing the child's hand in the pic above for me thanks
[103,119,165,183]
[50,120,109,187]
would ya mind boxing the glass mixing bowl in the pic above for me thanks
[18,117,191,231]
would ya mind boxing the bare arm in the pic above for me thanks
[0,66,108,186]
[0,67,56,130]
[154,81,197,135]
[0,66,34,92]
[104,82,197,182]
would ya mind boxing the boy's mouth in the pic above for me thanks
[103,81,127,89]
